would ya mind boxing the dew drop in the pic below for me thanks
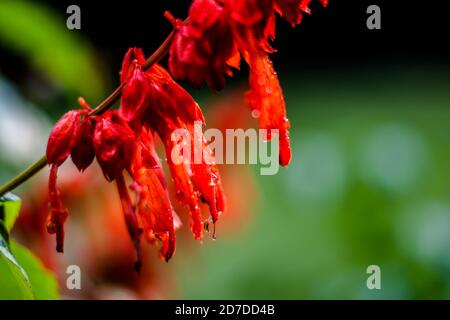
[251,109,261,119]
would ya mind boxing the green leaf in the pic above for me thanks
[0,230,34,300]
[0,192,59,300]
[11,241,59,300]
[0,192,22,232]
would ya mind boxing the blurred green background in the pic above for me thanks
[1,0,450,299]
[176,69,450,299]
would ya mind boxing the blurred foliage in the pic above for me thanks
[0,193,21,232]
[9,241,59,300]
[175,68,450,299]
[0,193,58,300]
[0,0,106,101]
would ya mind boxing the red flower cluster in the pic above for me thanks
[46,48,224,269]
[45,0,327,269]
[169,0,327,166]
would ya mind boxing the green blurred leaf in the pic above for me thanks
[11,241,59,300]
[0,226,34,300]
[0,192,22,232]
[0,193,59,300]
[0,0,106,100]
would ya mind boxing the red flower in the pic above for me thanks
[46,110,82,166]
[71,116,95,172]
[120,48,152,121]
[46,110,83,252]
[166,0,327,167]
[44,45,228,266]
[169,0,240,91]
[225,0,276,53]
[244,50,291,166]
[92,110,135,182]
[129,129,176,262]
[224,0,292,166]
[121,48,225,239]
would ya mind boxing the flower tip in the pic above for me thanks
[279,151,291,167]
[77,97,92,110]
[164,11,178,27]
[46,220,56,234]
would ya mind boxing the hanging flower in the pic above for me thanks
[71,116,95,172]
[46,110,83,252]
[92,111,135,182]
[129,128,177,262]
[169,0,240,91]
[166,0,331,167]
[121,48,225,240]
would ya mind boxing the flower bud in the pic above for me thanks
[46,110,82,166]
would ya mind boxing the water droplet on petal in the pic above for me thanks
[252,109,261,119]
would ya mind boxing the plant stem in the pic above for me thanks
[0,27,177,196]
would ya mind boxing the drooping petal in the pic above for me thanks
[246,50,291,166]
[130,129,177,260]
[187,123,225,223]
[163,133,204,240]
[115,173,143,271]
[225,5,292,166]
[46,164,68,253]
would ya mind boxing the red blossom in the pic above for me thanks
[169,0,239,91]
[166,0,323,167]
[225,0,276,53]
[46,110,82,166]
[224,0,292,166]
[245,50,291,166]
[120,48,153,121]
[143,64,225,236]
[121,50,225,239]
[41,0,327,267]
[129,129,176,261]
[92,111,135,182]
[46,110,84,252]
[71,116,95,172]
